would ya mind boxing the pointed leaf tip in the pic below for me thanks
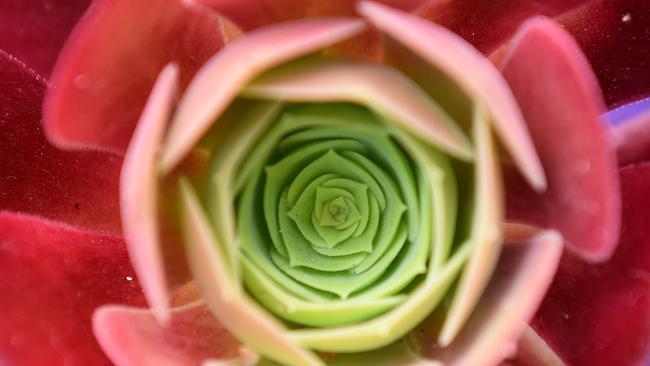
[120,63,180,324]
[43,0,227,153]
[501,16,620,262]
[160,18,366,173]
[93,302,239,366]
[431,230,562,366]
[358,1,546,191]
[244,59,473,161]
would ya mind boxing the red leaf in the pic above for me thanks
[532,163,650,365]
[0,50,122,232]
[44,0,226,153]
[558,0,650,107]
[0,0,90,77]
[94,302,239,366]
[501,17,620,261]
[415,0,650,107]
[0,213,145,366]
[414,0,586,54]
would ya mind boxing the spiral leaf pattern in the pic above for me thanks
[200,88,462,334]
[171,51,507,364]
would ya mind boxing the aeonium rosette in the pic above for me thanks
[115,3,567,365]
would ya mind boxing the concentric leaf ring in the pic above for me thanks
[169,54,507,364]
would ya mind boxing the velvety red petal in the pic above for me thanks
[0,0,90,77]
[414,0,586,54]
[501,18,620,261]
[93,301,239,366]
[0,50,122,232]
[532,163,650,365]
[0,212,145,366]
[558,0,650,107]
[44,0,226,153]
[194,0,429,30]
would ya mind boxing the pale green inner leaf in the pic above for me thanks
[203,101,465,350]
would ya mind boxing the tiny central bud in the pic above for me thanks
[321,196,351,226]
[329,197,348,216]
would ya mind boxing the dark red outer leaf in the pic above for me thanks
[0,212,145,366]
[0,50,122,232]
[532,163,650,366]
[0,0,91,77]
[413,0,587,55]
[501,17,620,261]
[44,0,226,153]
[557,0,650,108]
[415,0,650,109]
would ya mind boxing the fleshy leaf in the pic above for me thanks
[413,0,585,55]
[203,100,284,286]
[423,0,650,107]
[439,103,503,346]
[501,17,620,261]
[288,243,470,352]
[0,212,144,365]
[243,58,473,160]
[532,162,650,366]
[44,0,226,152]
[179,179,324,366]
[0,49,122,232]
[358,1,546,191]
[93,301,239,366]
[424,230,563,366]
[242,257,406,327]
[327,339,440,366]
[120,64,179,323]
[160,18,366,172]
